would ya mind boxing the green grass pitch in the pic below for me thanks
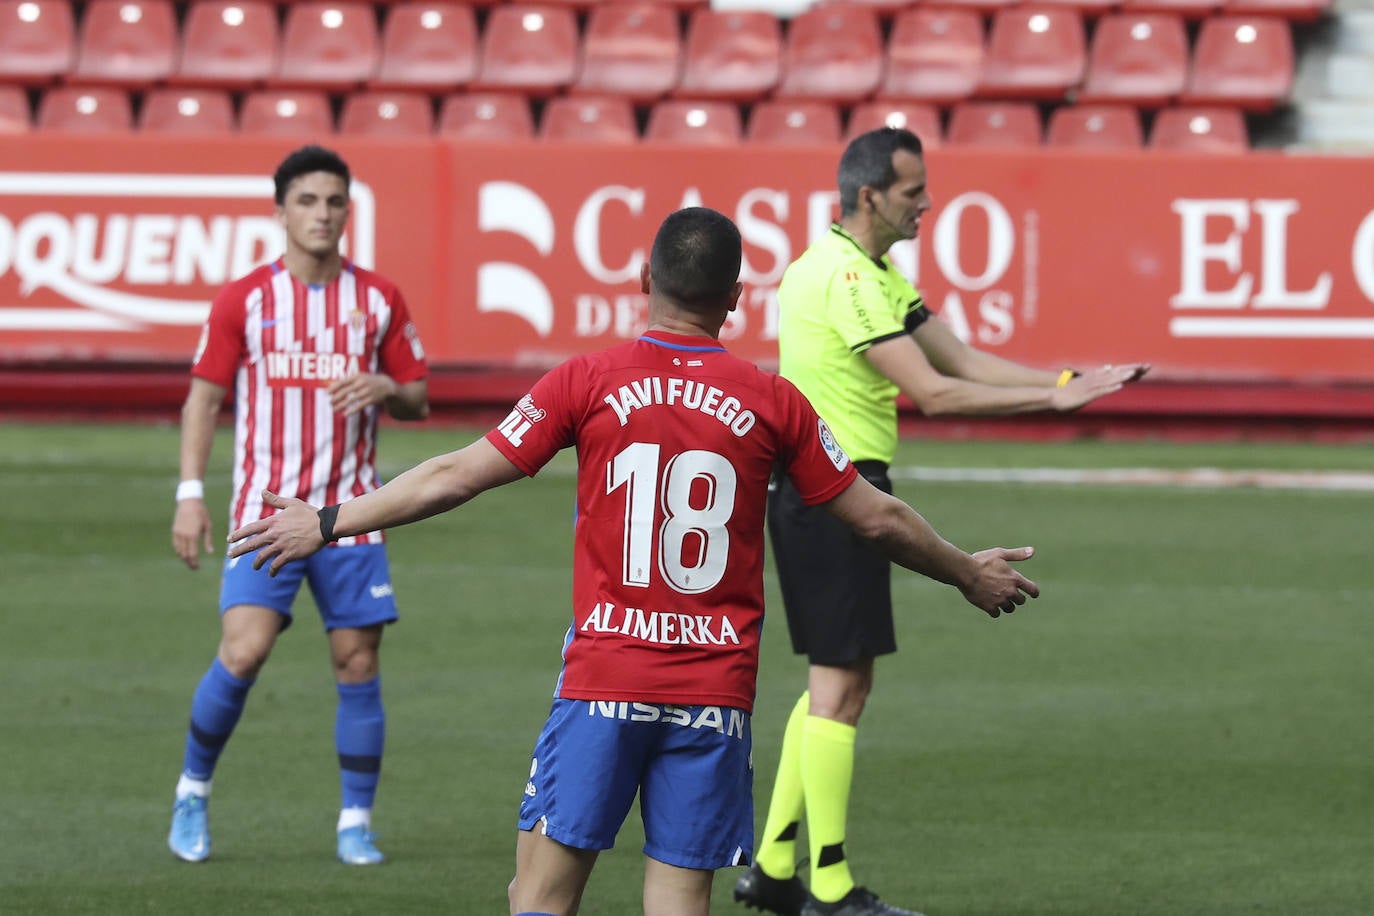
[2,421,1371,915]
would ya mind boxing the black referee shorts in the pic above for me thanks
[767,461,896,666]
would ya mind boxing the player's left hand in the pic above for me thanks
[329,373,399,417]
[227,490,325,576]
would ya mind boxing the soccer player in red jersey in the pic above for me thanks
[168,145,430,866]
[226,207,1037,915]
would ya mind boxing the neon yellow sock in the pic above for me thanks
[754,692,810,879]
[801,715,857,903]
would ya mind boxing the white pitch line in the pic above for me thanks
[889,466,1374,492]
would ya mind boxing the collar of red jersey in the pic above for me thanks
[638,331,727,353]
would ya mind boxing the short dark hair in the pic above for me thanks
[837,127,924,217]
[273,145,351,204]
[649,207,742,310]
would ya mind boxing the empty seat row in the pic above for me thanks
[837,0,1327,19]
[0,1,1296,112]
[0,84,1249,151]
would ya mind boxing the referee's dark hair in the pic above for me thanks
[649,207,742,311]
[837,127,925,218]
[273,145,351,205]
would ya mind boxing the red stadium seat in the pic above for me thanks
[541,95,638,142]
[274,1,380,90]
[473,5,579,96]
[880,8,984,105]
[1046,104,1144,149]
[140,88,236,133]
[0,0,75,85]
[1182,16,1294,112]
[978,7,1086,100]
[775,6,883,103]
[174,1,280,90]
[837,0,923,11]
[340,90,434,135]
[1078,13,1188,108]
[645,99,742,144]
[946,100,1041,147]
[846,101,943,148]
[1221,0,1329,20]
[36,86,133,131]
[575,3,681,102]
[517,0,605,8]
[1021,0,1115,12]
[748,100,841,145]
[71,0,177,86]
[676,10,781,102]
[914,0,1017,13]
[239,89,335,135]
[1119,0,1218,20]
[0,85,32,132]
[438,92,535,140]
[372,2,478,92]
[1150,105,1248,151]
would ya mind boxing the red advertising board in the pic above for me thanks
[0,135,442,364]
[2,136,1372,386]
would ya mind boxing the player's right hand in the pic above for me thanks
[172,499,215,570]
[226,490,325,577]
[960,546,1040,618]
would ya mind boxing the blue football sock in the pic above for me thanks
[336,676,385,811]
[182,658,255,782]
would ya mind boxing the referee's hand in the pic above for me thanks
[961,546,1039,618]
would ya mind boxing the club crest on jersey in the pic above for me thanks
[818,419,850,472]
[264,351,361,388]
[347,308,366,331]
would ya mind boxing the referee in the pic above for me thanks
[734,128,1149,916]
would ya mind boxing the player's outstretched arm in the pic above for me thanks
[227,437,524,576]
[823,476,1039,618]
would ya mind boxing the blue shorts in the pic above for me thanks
[220,544,399,632]
[519,698,754,871]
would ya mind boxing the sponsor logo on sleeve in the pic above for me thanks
[497,393,544,446]
[818,419,850,472]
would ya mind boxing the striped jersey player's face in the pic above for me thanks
[277,171,350,259]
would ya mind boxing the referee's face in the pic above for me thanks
[870,150,931,248]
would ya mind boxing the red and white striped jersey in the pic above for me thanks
[192,258,428,545]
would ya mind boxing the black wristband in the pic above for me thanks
[318,504,341,543]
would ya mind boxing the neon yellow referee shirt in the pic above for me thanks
[776,224,931,465]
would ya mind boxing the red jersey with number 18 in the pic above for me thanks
[484,331,858,712]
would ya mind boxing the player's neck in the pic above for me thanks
[282,248,344,286]
[646,311,720,340]
[837,216,890,260]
